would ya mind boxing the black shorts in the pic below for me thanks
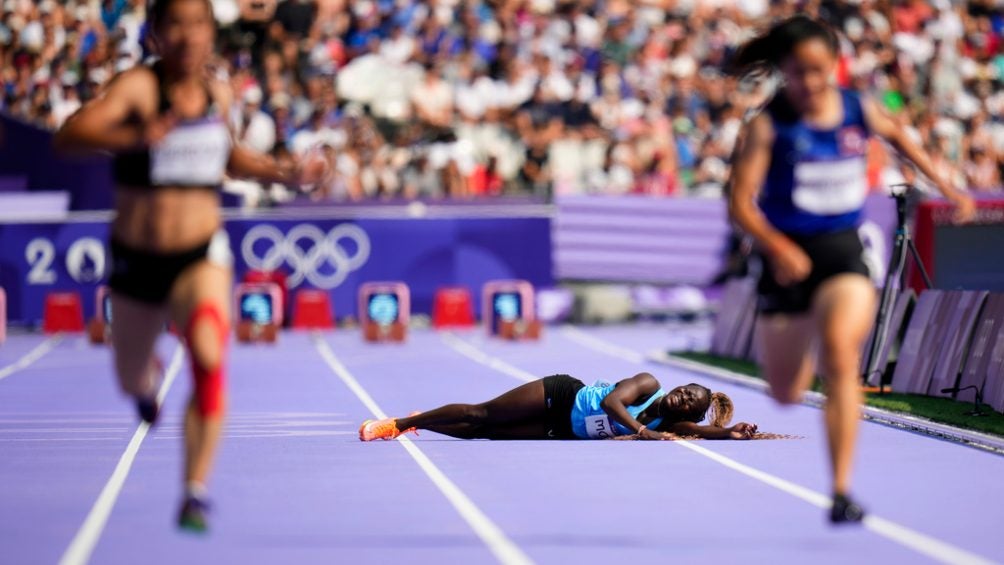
[541,374,585,439]
[758,228,871,315]
[108,232,231,305]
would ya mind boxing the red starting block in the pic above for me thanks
[87,286,112,344]
[0,287,6,344]
[291,289,335,330]
[359,282,410,343]
[483,280,541,340]
[234,282,283,343]
[432,287,475,328]
[43,291,84,333]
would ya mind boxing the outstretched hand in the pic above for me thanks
[637,428,667,441]
[295,152,331,186]
[729,422,758,440]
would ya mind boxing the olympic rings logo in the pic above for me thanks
[240,223,371,289]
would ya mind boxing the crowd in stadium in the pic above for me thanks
[2,0,1003,205]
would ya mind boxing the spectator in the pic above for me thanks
[3,0,1003,206]
[411,62,454,130]
[232,85,277,155]
[966,144,1002,192]
[468,155,503,197]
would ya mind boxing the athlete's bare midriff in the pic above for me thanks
[112,187,221,252]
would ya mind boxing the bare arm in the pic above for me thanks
[53,68,157,154]
[861,96,975,221]
[227,144,303,184]
[599,373,664,440]
[215,81,326,186]
[727,115,782,252]
[727,113,812,285]
[667,421,758,440]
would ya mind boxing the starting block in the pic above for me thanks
[243,270,288,321]
[234,282,282,343]
[433,287,475,328]
[0,287,6,344]
[483,280,541,340]
[359,282,410,342]
[87,286,112,344]
[43,291,84,333]
[291,289,335,330]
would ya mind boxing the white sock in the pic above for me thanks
[186,481,208,500]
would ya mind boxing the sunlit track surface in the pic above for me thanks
[0,324,1000,565]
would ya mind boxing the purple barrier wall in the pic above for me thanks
[0,114,115,211]
[929,291,988,397]
[860,289,915,376]
[960,294,1004,405]
[554,194,897,286]
[891,291,947,394]
[0,211,552,326]
[710,278,756,357]
[987,313,1004,412]
[554,196,730,285]
[729,280,758,360]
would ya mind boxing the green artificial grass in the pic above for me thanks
[672,351,1004,438]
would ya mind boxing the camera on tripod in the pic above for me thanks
[889,183,913,199]
[862,182,933,388]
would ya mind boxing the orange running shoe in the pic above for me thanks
[359,418,403,441]
[359,414,421,441]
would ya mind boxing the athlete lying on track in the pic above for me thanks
[359,372,758,441]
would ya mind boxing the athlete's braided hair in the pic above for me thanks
[707,391,734,428]
[685,384,734,427]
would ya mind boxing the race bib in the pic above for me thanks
[792,158,867,215]
[585,414,616,439]
[151,121,231,186]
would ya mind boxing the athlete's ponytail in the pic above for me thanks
[729,15,838,76]
[707,392,734,428]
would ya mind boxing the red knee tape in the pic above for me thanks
[185,302,229,417]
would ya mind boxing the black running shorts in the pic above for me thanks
[757,228,871,315]
[541,374,585,440]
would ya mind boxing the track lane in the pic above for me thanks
[86,331,496,565]
[325,329,919,564]
[548,325,1004,563]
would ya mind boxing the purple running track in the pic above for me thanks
[0,324,1001,565]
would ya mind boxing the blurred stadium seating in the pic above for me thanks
[0,0,1001,208]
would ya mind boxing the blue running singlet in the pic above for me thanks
[759,88,871,235]
[569,382,665,439]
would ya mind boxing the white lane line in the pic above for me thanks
[312,335,534,565]
[0,335,63,382]
[674,440,994,565]
[440,332,536,383]
[59,345,185,565]
[475,329,998,565]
